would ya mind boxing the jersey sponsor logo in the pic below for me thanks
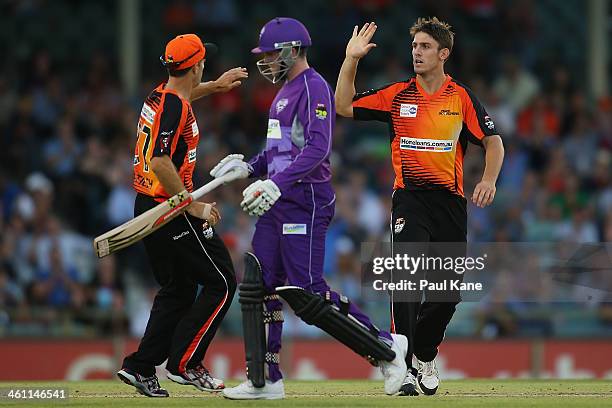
[282,223,307,235]
[160,133,172,152]
[188,148,197,163]
[394,217,405,234]
[400,137,454,152]
[400,103,418,117]
[173,230,190,240]
[484,115,495,130]
[276,98,289,113]
[203,222,214,239]
[315,103,328,120]
[140,103,156,123]
[439,109,460,116]
[191,122,199,136]
[267,119,282,139]
[135,173,153,189]
[133,155,140,165]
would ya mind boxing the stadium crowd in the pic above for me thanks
[1,0,610,339]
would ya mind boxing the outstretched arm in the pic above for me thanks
[335,22,378,117]
[190,67,248,102]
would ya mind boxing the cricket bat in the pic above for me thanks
[94,169,243,258]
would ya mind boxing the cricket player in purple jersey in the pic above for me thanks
[209,17,408,400]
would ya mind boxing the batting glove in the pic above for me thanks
[210,154,251,180]
[241,179,281,216]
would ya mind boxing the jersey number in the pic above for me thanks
[138,123,152,173]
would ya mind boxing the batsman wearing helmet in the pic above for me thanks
[210,17,408,400]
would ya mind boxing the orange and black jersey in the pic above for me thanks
[133,83,200,202]
[352,75,497,197]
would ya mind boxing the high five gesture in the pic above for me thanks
[346,22,378,60]
[336,22,379,117]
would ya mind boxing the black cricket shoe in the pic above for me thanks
[117,368,169,397]
[397,371,419,396]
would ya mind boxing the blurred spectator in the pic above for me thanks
[475,271,519,338]
[332,236,361,301]
[105,155,136,227]
[88,255,124,311]
[493,55,539,113]
[28,243,85,309]
[482,87,516,137]
[497,140,528,194]
[369,55,411,88]
[14,172,54,223]
[0,262,24,308]
[596,98,611,150]
[598,163,612,219]
[163,0,194,29]
[347,170,386,237]
[194,0,239,30]
[43,117,83,177]
[556,207,599,243]
[31,76,63,132]
[562,113,599,177]
[549,174,591,220]
[517,94,560,139]
[0,79,18,128]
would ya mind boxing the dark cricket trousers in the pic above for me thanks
[390,189,467,368]
[122,194,237,376]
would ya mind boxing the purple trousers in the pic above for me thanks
[251,182,391,381]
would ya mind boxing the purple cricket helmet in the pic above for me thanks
[252,17,312,83]
[252,17,312,54]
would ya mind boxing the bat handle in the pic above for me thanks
[191,168,244,201]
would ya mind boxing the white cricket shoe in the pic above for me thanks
[416,357,439,395]
[398,371,419,396]
[379,333,408,395]
[222,379,285,400]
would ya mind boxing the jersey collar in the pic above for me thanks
[415,74,452,100]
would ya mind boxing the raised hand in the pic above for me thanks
[346,22,378,60]
[214,67,248,92]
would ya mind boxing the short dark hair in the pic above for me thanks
[167,67,191,77]
[298,47,308,58]
[410,17,454,53]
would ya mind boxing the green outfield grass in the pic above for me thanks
[0,379,610,407]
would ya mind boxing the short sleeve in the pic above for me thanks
[152,93,184,157]
[459,85,497,145]
[351,82,402,122]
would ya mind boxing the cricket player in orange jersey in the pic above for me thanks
[117,34,248,397]
[336,18,504,396]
